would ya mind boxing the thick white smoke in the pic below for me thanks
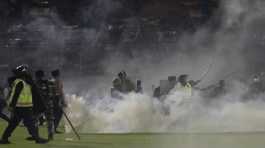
[64,0,265,134]
[65,82,265,133]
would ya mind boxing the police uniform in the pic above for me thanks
[1,79,40,143]
[36,79,54,140]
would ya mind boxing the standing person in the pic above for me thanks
[35,70,54,140]
[117,72,125,93]
[26,70,47,141]
[113,71,136,95]
[119,71,135,93]
[0,65,48,144]
[111,78,122,98]
[123,71,136,93]
[153,86,161,98]
[165,74,193,117]
[50,69,66,134]
[135,80,143,93]
[170,74,193,102]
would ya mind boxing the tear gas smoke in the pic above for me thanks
[64,0,265,134]
[1,0,265,134]
[65,80,265,133]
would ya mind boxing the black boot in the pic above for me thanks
[0,139,11,144]
[26,136,35,141]
[48,134,54,141]
[35,137,49,144]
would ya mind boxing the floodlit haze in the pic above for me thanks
[1,0,265,133]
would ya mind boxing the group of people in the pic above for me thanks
[153,74,201,100]
[2,66,262,144]
[111,72,197,99]
[111,71,227,104]
[111,71,143,98]
[0,65,66,144]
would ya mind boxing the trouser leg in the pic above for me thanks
[1,110,21,140]
[47,119,54,139]
[53,97,63,130]
[23,114,39,138]
[0,105,10,122]
[0,112,10,122]
[46,112,54,139]
[54,108,63,130]
[22,108,39,140]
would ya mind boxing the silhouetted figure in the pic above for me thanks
[136,80,143,93]
[49,70,66,134]
[35,70,54,140]
[111,71,136,96]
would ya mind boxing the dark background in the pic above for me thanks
[0,0,218,73]
[0,0,264,80]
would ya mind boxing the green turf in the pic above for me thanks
[1,120,265,148]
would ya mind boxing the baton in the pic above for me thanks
[62,110,81,140]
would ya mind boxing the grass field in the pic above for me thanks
[1,120,265,148]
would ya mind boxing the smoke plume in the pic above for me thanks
[1,0,265,133]
[63,0,265,134]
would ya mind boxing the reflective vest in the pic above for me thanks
[9,79,33,107]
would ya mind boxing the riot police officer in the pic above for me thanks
[35,70,54,140]
[0,65,48,144]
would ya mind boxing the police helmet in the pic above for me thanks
[13,64,29,75]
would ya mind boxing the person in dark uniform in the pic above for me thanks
[0,65,48,144]
[117,71,135,93]
[49,69,66,134]
[153,86,161,98]
[122,71,136,93]
[135,80,143,93]
[25,70,47,141]
[111,71,136,98]
[35,70,54,140]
